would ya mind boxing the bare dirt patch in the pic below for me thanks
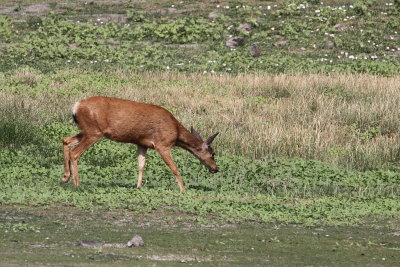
[0,3,50,16]
[24,3,50,14]
[146,254,212,262]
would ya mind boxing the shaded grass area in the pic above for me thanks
[0,206,399,266]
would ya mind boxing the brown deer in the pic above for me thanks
[61,96,219,191]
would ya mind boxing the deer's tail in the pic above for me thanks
[72,102,80,124]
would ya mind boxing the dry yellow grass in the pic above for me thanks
[2,69,400,170]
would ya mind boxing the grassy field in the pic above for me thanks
[0,0,399,74]
[1,69,400,225]
[1,0,400,266]
[2,69,400,170]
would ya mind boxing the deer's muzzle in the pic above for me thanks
[210,168,219,174]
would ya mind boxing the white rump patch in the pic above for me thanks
[72,101,80,116]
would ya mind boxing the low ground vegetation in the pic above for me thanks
[1,70,399,225]
[1,1,399,265]
[0,0,399,74]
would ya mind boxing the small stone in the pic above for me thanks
[324,41,335,48]
[127,235,144,247]
[248,44,260,57]
[333,24,346,31]
[237,23,252,33]
[274,40,289,47]
[226,36,245,47]
[208,11,219,19]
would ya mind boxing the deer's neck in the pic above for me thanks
[176,127,203,154]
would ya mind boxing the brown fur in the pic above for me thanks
[62,96,219,191]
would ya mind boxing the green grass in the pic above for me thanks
[0,0,399,75]
[1,119,399,225]
[2,68,400,171]
[0,0,399,228]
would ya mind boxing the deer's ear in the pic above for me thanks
[191,126,203,141]
[205,132,219,146]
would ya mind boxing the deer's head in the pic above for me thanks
[191,127,219,173]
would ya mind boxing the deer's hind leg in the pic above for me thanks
[69,134,102,186]
[62,133,83,183]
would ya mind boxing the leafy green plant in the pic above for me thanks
[353,0,377,16]
[1,0,400,75]
[153,18,222,43]
[0,16,12,41]
[11,222,40,232]
[126,10,147,23]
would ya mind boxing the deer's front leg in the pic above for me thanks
[157,149,186,191]
[137,145,147,188]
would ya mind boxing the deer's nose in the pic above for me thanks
[210,168,219,174]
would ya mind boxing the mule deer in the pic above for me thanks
[62,96,219,191]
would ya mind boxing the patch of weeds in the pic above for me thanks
[11,222,40,232]
[344,124,383,142]
[318,84,356,101]
[245,96,270,105]
[267,86,292,99]
[13,3,21,12]
[352,0,377,16]
[0,16,13,41]
[1,1,399,75]
[25,16,43,30]
[0,101,44,150]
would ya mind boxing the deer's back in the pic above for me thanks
[74,96,181,148]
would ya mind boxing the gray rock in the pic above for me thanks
[127,235,144,247]
[77,235,144,248]
[333,24,346,31]
[274,40,289,47]
[324,41,335,48]
[208,11,219,19]
[226,36,245,48]
[248,44,261,57]
[237,23,252,33]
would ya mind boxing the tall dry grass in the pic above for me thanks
[1,69,400,170]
